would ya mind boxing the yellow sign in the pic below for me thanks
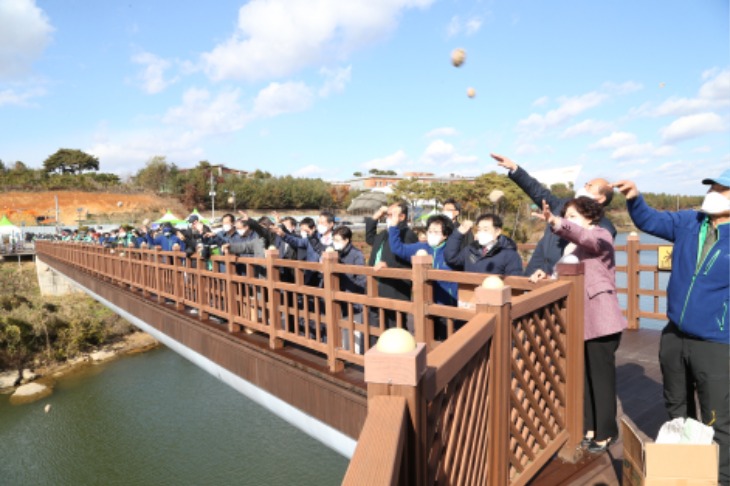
[658,246,673,271]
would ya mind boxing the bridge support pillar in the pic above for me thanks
[35,256,81,297]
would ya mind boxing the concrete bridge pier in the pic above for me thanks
[35,256,81,297]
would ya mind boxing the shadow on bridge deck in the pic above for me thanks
[529,328,664,485]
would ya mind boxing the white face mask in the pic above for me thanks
[442,211,454,221]
[236,229,246,236]
[317,224,329,235]
[477,231,495,247]
[427,234,444,248]
[222,224,232,232]
[575,187,596,200]
[300,230,309,239]
[701,191,730,215]
[333,241,345,251]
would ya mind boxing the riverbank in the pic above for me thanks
[0,331,160,403]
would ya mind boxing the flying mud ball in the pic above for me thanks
[467,87,476,98]
[451,48,466,67]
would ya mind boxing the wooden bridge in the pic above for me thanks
[34,235,667,485]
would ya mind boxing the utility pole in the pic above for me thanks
[55,195,60,233]
[209,171,216,221]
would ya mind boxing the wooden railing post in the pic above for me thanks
[322,250,344,373]
[476,284,512,486]
[556,262,585,462]
[410,254,433,348]
[224,252,236,332]
[364,341,428,486]
[265,248,284,350]
[625,232,640,330]
[173,251,184,311]
[153,248,162,303]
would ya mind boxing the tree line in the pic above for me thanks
[0,149,703,216]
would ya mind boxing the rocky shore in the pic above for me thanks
[0,331,159,404]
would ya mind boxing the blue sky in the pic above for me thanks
[1,0,728,195]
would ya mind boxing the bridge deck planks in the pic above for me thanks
[529,327,666,485]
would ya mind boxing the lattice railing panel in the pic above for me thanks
[426,343,491,486]
[508,298,568,480]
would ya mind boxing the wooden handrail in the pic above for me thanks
[342,396,409,486]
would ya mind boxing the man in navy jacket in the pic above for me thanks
[492,153,616,277]
[445,213,523,277]
[614,172,730,484]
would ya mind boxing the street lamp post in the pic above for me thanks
[226,190,237,212]
[209,172,216,221]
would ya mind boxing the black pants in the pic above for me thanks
[584,332,622,441]
[660,322,729,485]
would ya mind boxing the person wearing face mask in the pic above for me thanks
[531,197,627,455]
[274,213,332,287]
[444,213,523,276]
[115,226,135,248]
[146,222,186,252]
[365,203,418,330]
[388,214,458,335]
[331,226,366,352]
[442,198,473,251]
[614,171,730,484]
[332,226,366,310]
[492,153,616,277]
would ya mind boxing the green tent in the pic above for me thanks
[153,210,185,225]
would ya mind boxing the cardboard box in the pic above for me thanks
[622,417,719,485]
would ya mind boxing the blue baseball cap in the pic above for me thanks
[702,169,730,187]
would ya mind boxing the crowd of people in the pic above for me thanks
[51,157,729,482]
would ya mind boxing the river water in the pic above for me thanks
[0,348,348,486]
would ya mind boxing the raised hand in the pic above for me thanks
[531,200,559,227]
[490,153,518,172]
[458,220,474,234]
[610,180,640,200]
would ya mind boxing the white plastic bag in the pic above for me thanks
[655,417,715,445]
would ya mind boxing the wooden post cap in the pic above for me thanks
[364,342,427,387]
[555,262,585,276]
[474,285,512,306]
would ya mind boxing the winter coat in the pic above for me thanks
[444,232,523,276]
[627,195,729,343]
[387,226,457,306]
[509,166,616,276]
[551,220,627,341]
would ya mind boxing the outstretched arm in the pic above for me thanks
[491,153,563,210]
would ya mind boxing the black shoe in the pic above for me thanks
[580,436,593,449]
[586,438,612,454]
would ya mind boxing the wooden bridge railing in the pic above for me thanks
[346,262,585,486]
[36,241,505,370]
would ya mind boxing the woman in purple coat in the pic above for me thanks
[530,197,627,454]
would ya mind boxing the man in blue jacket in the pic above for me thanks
[388,214,457,340]
[492,153,616,277]
[614,172,729,484]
